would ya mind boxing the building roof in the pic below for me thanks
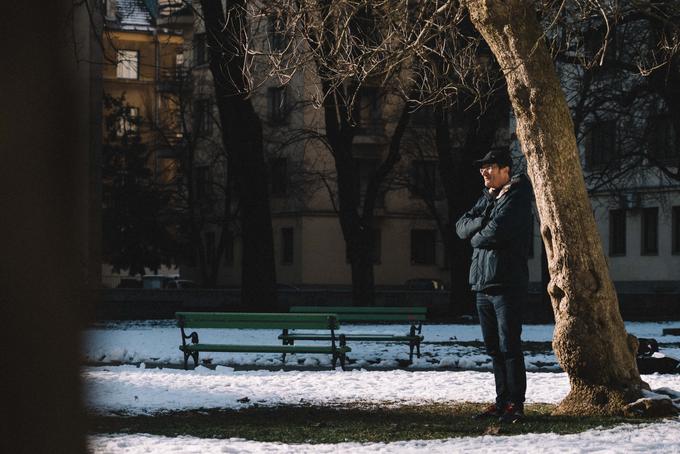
[105,0,183,35]
[107,0,155,31]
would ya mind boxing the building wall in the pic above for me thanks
[101,11,185,287]
[527,189,680,292]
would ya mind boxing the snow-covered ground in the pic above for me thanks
[85,320,680,453]
[83,320,680,371]
[84,365,680,416]
[90,420,680,454]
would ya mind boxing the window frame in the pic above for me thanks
[641,207,659,256]
[281,227,294,265]
[410,229,436,265]
[194,33,207,66]
[268,86,288,124]
[586,119,617,169]
[116,49,139,80]
[193,99,213,136]
[410,160,440,200]
[609,209,627,256]
[270,157,288,196]
[672,206,680,255]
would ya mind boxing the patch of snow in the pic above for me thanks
[88,420,680,453]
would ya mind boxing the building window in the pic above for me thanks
[281,227,294,264]
[224,229,234,266]
[268,87,287,124]
[270,158,287,196]
[175,52,185,78]
[194,100,213,136]
[672,206,680,255]
[411,229,436,265]
[647,115,678,162]
[609,209,626,256]
[194,33,207,66]
[356,159,384,208]
[411,160,440,199]
[116,50,139,79]
[116,106,139,137]
[586,120,617,169]
[195,166,211,201]
[641,207,658,255]
[354,87,381,133]
[269,16,287,51]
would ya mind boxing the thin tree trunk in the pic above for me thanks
[202,0,277,310]
[466,0,645,415]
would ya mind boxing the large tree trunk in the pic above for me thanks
[466,0,645,415]
[202,0,277,309]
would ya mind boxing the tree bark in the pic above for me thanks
[202,0,277,309]
[466,0,645,415]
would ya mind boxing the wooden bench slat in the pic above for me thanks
[175,311,350,370]
[280,334,423,342]
[289,307,426,322]
[290,306,426,315]
[287,306,426,362]
[180,344,351,354]
[176,311,340,329]
[329,314,426,322]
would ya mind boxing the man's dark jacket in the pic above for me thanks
[455,174,533,292]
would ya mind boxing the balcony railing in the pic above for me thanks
[158,68,192,92]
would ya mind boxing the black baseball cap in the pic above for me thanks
[474,149,512,169]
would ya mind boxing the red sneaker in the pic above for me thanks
[473,403,504,419]
[499,403,524,423]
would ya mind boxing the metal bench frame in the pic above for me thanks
[176,312,350,370]
[283,306,426,362]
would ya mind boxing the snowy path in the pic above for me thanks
[84,365,680,415]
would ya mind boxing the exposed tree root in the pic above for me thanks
[553,382,678,418]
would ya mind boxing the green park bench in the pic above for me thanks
[176,311,351,370]
[282,306,427,362]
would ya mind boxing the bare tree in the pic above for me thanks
[198,0,277,308]
[259,0,494,304]
[465,0,678,416]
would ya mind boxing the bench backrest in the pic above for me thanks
[289,306,426,322]
[176,312,340,330]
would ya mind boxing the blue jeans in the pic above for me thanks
[476,288,527,407]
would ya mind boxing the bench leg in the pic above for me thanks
[416,340,421,358]
[332,351,347,371]
[281,353,286,365]
[409,342,415,363]
[182,350,199,370]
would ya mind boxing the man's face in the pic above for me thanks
[480,163,511,190]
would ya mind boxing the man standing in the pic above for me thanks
[456,149,533,424]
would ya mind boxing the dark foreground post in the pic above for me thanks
[1,1,100,452]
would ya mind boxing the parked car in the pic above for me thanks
[142,275,198,289]
[404,278,446,291]
[164,279,200,289]
[142,275,177,289]
[117,278,142,289]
